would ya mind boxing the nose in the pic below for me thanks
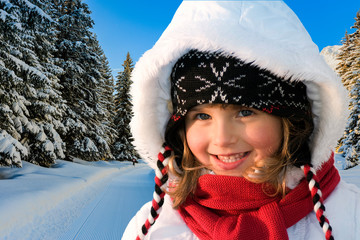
[212,119,237,147]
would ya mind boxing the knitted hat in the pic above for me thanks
[169,50,310,119]
[165,50,312,168]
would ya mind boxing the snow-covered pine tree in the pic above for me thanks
[0,1,26,166]
[92,37,117,154]
[339,78,360,168]
[337,11,360,168]
[113,52,137,162]
[21,0,67,166]
[53,0,113,161]
[336,32,352,90]
[0,0,66,167]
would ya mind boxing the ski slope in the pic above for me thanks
[59,165,154,240]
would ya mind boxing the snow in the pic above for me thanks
[320,45,341,72]
[0,155,358,239]
[7,53,49,84]
[22,0,53,22]
[36,131,47,142]
[0,130,28,166]
[0,9,9,22]
[0,159,152,239]
[0,104,11,114]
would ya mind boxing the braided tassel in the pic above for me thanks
[301,164,334,240]
[136,144,172,240]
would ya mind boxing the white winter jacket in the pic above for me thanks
[123,1,360,239]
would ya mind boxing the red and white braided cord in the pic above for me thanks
[136,145,171,240]
[302,164,334,240]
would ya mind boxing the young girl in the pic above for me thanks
[123,1,360,239]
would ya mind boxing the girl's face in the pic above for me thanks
[185,104,282,177]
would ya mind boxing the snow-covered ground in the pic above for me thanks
[335,154,360,188]
[0,155,359,240]
[0,159,154,240]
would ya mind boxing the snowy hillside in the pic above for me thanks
[0,154,359,239]
[320,45,341,71]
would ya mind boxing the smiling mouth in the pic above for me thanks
[216,152,249,163]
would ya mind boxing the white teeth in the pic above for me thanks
[217,153,246,163]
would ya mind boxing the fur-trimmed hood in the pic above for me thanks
[130,1,348,188]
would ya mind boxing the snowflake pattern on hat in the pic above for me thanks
[170,50,310,118]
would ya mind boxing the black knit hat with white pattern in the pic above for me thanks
[165,50,312,166]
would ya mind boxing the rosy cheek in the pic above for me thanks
[245,124,282,150]
[186,129,203,150]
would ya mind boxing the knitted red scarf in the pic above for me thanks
[178,156,340,240]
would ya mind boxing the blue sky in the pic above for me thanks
[84,0,359,76]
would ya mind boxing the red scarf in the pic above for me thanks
[178,156,340,240]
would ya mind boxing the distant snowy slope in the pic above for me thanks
[320,45,341,71]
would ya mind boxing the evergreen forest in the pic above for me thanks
[0,0,136,167]
[337,10,360,168]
